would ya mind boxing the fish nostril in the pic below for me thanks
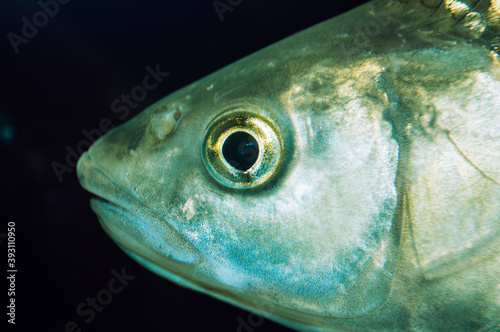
[150,108,182,140]
[222,131,260,171]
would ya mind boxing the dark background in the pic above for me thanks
[1,1,369,331]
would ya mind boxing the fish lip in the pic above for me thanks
[90,195,120,209]
[77,151,200,265]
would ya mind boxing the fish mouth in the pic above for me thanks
[77,152,200,266]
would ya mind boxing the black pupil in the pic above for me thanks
[222,132,259,171]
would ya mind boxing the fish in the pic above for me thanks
[77,0,500,330]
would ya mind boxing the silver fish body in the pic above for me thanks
[77,0,500,330]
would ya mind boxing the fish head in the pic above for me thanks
[77,44,401,323]
[75,0,500,329]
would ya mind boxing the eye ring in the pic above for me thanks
[202,106,283,189]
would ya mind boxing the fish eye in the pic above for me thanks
[202,106,283,189]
